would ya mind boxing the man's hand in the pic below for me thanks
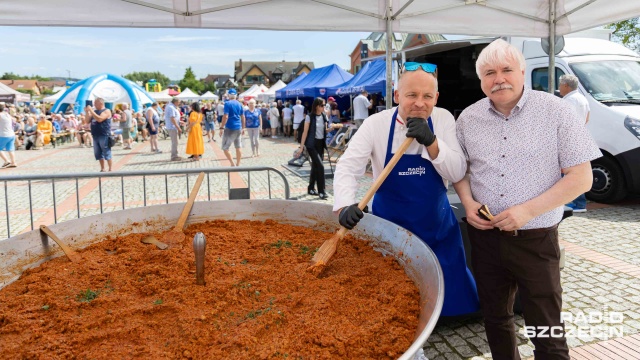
[491,204,535,231]
[463,199,494,230]
[338,204,369,230]
[219,129,224,137]
[178,127,182,135]
[406,117,436,147]
[85,106,93,115]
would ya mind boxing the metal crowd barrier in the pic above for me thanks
[0,167,290,239]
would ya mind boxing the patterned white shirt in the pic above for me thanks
[456,89,602,229]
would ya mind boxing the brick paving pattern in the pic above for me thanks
[1,132,639,359]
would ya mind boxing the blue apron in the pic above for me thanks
[372,109,479,316]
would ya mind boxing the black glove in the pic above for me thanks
[406,117,436,147]
[339,203,369,230]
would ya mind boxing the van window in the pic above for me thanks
[570,60,640,102]
[531,68,565,92]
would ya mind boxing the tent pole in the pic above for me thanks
[385,0,393,109]
[548,0,556,94]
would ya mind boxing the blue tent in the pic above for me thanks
[52,73,154,114]
[277,64,353,99]
[327,60,388,97]
[274,72,307,99]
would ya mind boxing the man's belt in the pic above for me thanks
[497,224,558,237]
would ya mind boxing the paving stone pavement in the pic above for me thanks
[1,132,639,359]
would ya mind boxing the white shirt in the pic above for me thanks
[333,107,467,212]
[292,104,305,124]
[216,103,225,116]
[563,90,590,123]
[283,107,293,120]
[353,94,371,120]
[0,113,14,137]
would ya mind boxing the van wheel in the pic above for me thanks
[587,156,627,204]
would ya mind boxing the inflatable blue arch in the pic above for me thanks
[52,73,153,114]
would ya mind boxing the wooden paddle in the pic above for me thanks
[40,224,82,263]
[140,235,169,250]
[308,137,415,275]
[161,172,206,247]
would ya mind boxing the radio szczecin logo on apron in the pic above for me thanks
[398,166,426,176]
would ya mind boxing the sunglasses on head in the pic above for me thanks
[401,62,438,74]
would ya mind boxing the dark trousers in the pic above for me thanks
[467,225,569,360]
[307,139,325,193]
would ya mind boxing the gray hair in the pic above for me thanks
[228,94,237,100]
[475,38,526,79]
[559,74,580,90]
[248,99,256,105]
[94,97,105,104]
[296,99,301,104]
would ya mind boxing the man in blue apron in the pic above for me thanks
[332,63,479,317]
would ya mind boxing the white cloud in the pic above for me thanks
[47,38,106,49]
[153,35,221,42]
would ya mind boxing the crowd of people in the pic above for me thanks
[0,88,383,173]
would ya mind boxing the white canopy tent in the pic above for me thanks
[42,89,66,103]
[258,80,287,103]
[2,1,640,106]
[0,82,30,103]
[241,84,269,99]
[149,89,173,102]
[238,84,258,98]
[200,91,219,100]
[174,88,200,101]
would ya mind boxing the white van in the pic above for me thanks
[403,37,640,203]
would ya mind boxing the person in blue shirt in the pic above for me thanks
[244,99,262,157]
[85,97,113,172]
[219,89,245,166]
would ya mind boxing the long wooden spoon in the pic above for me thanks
[161,172,205,247]
[308,137,414,275]
[40,224,82,263]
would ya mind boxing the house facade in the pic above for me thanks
[0,80,41,95]
[234,60,314,92]
[349,33,446,74]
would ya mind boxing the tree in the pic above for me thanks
[178,67,204,94]
[1,72,51,81]
[123,71,171,88]
[607,18,640,52]
[202,80,217,94]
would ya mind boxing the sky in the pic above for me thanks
[1,27,371,81]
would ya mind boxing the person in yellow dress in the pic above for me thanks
[186,102,204,161]
[36,115,53,147]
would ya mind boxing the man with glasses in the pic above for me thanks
[333,62,480,317]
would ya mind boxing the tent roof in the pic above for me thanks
[1,1,639,37]
[242,84,269,98]
[328,60,388,97]
[43,89,66,103]
[200,91,219,100]
[175,87,200,100]
[238,84,258,97]
[265,80,287,94]
[274,72,307,98]
[278,64,353,98]
[149,89,173,102]
[0,82,21,95]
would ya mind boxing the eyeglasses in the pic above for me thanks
[401,62,438,74]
